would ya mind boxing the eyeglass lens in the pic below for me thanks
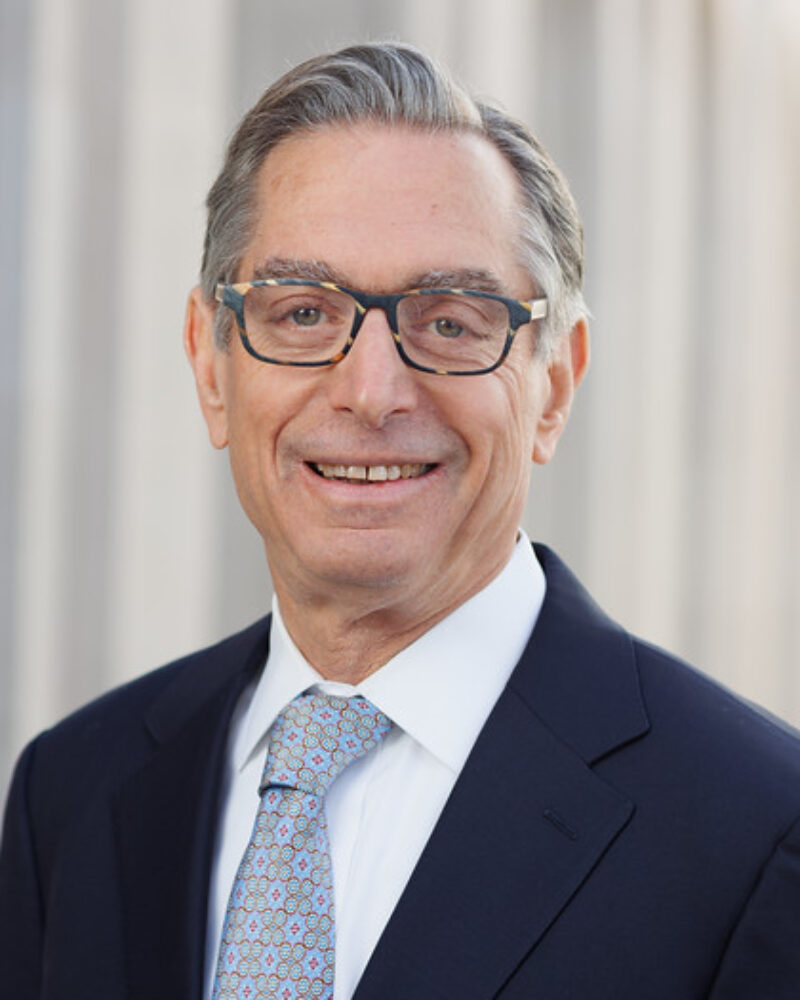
[242,284,511,372]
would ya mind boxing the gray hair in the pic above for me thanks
[201,42,586,353]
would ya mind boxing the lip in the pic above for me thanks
[307,461,436,482]
[298,459,442,502]
[306,457,436,467]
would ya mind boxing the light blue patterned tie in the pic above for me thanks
[212,692,392,1000]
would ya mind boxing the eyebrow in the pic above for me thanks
[251,258,342,283]
[249,257,507,295]
[406,269,505,294]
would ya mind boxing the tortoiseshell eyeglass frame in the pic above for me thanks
[214,278,549,376]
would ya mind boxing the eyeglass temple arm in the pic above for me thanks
[527,298,548,320]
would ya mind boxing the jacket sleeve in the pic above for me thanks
[708,814,800,999]
[0,739,45,998]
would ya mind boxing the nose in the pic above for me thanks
[325,307,418,428]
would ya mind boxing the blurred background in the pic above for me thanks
[2,0,799,798]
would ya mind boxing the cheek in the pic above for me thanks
[510,364,549,456]
[445,375,537,493]
[225,425,270,526]
[486,365,543,451]
[223,372,287,501]
[226,364,301,455]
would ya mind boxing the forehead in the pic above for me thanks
[241,123,528,293]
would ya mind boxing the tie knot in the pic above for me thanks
[260,692,392,798]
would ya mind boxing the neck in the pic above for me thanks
[272,551,515,684]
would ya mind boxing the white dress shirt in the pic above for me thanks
[204,533,546,1000]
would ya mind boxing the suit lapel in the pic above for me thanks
[354,546,649,1000]
[112,618,270,999]
[354,691,634,1000]
[107,547,648,999]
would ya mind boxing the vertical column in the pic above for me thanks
[13,0,80,753]
[401,0,458,63]
[1,0,33,789]
[722,0,799,713]
[634,0,699,648]
[587,0,648,618]
[700,0,795,709]
[460,0,538,123]
[108,0,232,686]
[778,0,800,724]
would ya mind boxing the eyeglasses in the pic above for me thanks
[215,279,548,376]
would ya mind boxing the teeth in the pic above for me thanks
[314,462,430,482]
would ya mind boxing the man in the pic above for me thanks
[1,41,799,1000]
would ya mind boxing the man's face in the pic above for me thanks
[188,124,583,624]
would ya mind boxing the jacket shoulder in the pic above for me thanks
[40,615,270,748]
[13,616,270,835]
[631,636,800,795]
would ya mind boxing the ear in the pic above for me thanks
[532,317,590,465]
[183,285,230,449]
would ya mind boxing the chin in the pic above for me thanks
[296,533,427,595]
[311,555,416,592]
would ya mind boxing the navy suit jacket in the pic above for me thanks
[2,546,800,999]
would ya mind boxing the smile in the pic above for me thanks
[310,462,435,482]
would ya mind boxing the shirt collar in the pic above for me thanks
[234,532,546,777]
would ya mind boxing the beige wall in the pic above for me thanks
[2,0,799,797]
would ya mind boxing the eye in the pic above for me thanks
[291,306,323,327]
[403,292,497,342]
[432,317,464,339]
